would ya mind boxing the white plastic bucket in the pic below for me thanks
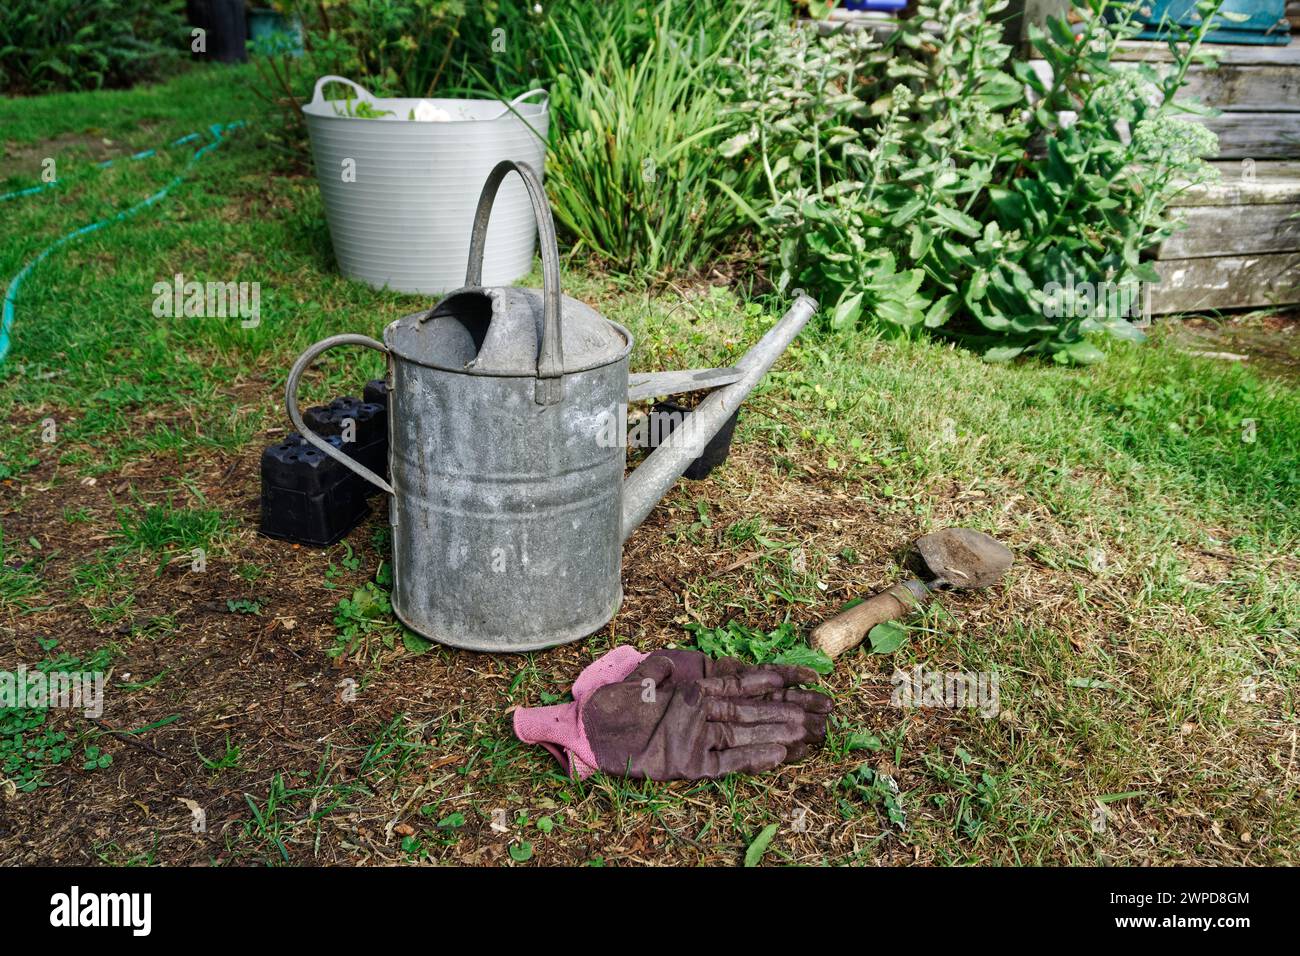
[302,76,549,295]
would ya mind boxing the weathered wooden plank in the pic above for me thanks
[1114,39,1300,67]
[1179,64,1300,112]
[1030,58,1299,112]
[1190,111,1300,159]
[1149,252,1300,313]
[1157,202,1300,257]
[1289,1,1300,31]
[1174,160,1300,206]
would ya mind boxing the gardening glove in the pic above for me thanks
[513,646,832,780]
[625,649,832,721]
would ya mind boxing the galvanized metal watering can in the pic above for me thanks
[286,161,817,652]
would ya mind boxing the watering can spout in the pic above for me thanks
[621,293,818,543]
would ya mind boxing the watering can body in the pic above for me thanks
[286,161,816,652]
[382,292,632,651]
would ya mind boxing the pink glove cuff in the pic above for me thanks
[513,645,650,778]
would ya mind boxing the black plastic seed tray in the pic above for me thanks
[303,396,388,486]
[303,396,387,443]
[650,400,739,480]
[363,379,388,407]
[259,433,369,547]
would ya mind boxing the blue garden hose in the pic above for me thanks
[0,131,202,204]
[0,121,244,366]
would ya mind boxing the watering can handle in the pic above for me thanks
[465,159,564,405]
[285,333,395,496]
[309,75,374,107]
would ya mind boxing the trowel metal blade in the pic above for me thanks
[915,528,1013,590]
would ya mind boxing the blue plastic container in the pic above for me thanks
[1130,0,1290,45]
[247,7,304,54]
[841,0,909,11]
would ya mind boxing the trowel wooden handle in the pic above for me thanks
[811,581,930,659]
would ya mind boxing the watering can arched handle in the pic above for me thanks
[285,333,395,496]
[465,159,564,406]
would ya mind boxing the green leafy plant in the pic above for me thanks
[0,532,43,612]
[685,619,834,675]
[242,772,292,862]
[926,746,1012,841]
[1,709,74,792]
[0,645,112,791]
[432,810,466,829]
[867,619,908,654]
[724,0,1222,362]
[331,90,395,119]
[0,0,187,94]
[331,579,431,661]
[82,744,112,771]
[199,734,242,773]
[744,822,780,866]
[331,581,397,659]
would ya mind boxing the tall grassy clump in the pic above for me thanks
[541,0,782,275]
[0,0,188,94]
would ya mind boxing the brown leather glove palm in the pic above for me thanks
[513,647,832,781]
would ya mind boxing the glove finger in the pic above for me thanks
[710,720,807,749]
[706,744,789,777]
[782,742,811,764]
[750,663,819,686]
[802,711,829,742]
[697,670,787,698]
[626,653,674,687]
[761,688,833,713]
[705,697,804,724]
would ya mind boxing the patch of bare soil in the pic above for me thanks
[1,127,161,171]
[0,385,1290,866]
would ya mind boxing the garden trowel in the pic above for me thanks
[810,528,1013,660]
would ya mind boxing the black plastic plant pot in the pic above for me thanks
[259,433,369,547]
[649,400,739,481]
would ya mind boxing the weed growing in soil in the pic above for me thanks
[685,619,834,675]
[0,643,112,792]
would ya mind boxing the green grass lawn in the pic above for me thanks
[1,64,1296,866]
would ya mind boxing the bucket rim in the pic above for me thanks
[301,96,549,124]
